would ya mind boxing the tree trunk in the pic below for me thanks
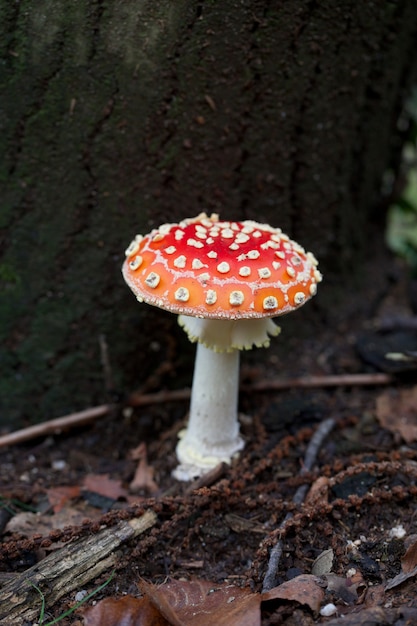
[0,0,416,424]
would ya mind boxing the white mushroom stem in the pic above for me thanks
[173,343,244,480]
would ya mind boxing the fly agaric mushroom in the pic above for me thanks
[122,213,322,480]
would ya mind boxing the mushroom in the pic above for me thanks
[122,213,322,480]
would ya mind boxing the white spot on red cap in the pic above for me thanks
[207,251,217,259]
[294,292,306,304]
[145,272,160,288]
[241,225,254,234]
[258,267,272,279]
[174,255,187,269]
[125,239,140,257]
[192,258,207,270]
[217,261,230,274]
[239,266,251,277]
[235,233,250,244]
[247,250,260,259]
[206,289,217,305]
[187,238,204,249]
[263,296,278,310]
[166,246,176,254]
[129,256,143,271]
[229,291,244,306]
[175,287,190,302]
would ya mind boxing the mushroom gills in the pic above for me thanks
[178,315,281,352]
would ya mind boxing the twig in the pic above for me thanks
[0,404,113,448]
[243,372,392,393]
[128,372,392,406]
[262,417,336,592]
[0,372,391,449]
[185,462,228,494]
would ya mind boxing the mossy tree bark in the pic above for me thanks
[0,0,416,424]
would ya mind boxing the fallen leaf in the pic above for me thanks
[46,485,81,513]
[82,594,168,626]
[311,548,334,575]
[385,537,417,590]
[385,565,417,590]
[304,476,329,507]
[5,507,87,537]
[375,387,417,443]
[140,578,261,626]
[129,443,159,494]
[83,474,128,501]
[402,537,417,573]
[262,574,324,614]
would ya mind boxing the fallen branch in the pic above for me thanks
[0,372,392,449]
[262,417,336,592]
[0,510,157,625]
[128,372,393,405]
[0,404,113,448]
[246,372,392,392]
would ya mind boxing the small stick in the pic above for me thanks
[0,404,113,448]
[262,417,336,592]
[0,372,391,449]
[129,372,392,406]
[244,372,392,394]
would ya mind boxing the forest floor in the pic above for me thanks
[1,246,417,625]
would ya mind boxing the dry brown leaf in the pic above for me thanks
[4,507,86,537]
[385,537,417,590]
[83,473,128,500]
[262,574,324,614]
[304,476,329,507]
[139,578,261,626]
[375,387,417,443]
[385,567,417,590]
[46,485,81,513]
[82,594,169,626]
[129,443,159,494]
[402,538,417,573]
[363,582,386,609]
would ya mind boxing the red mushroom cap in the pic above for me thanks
[122,213,322,320]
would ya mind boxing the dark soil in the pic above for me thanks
[1,246,417,625]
